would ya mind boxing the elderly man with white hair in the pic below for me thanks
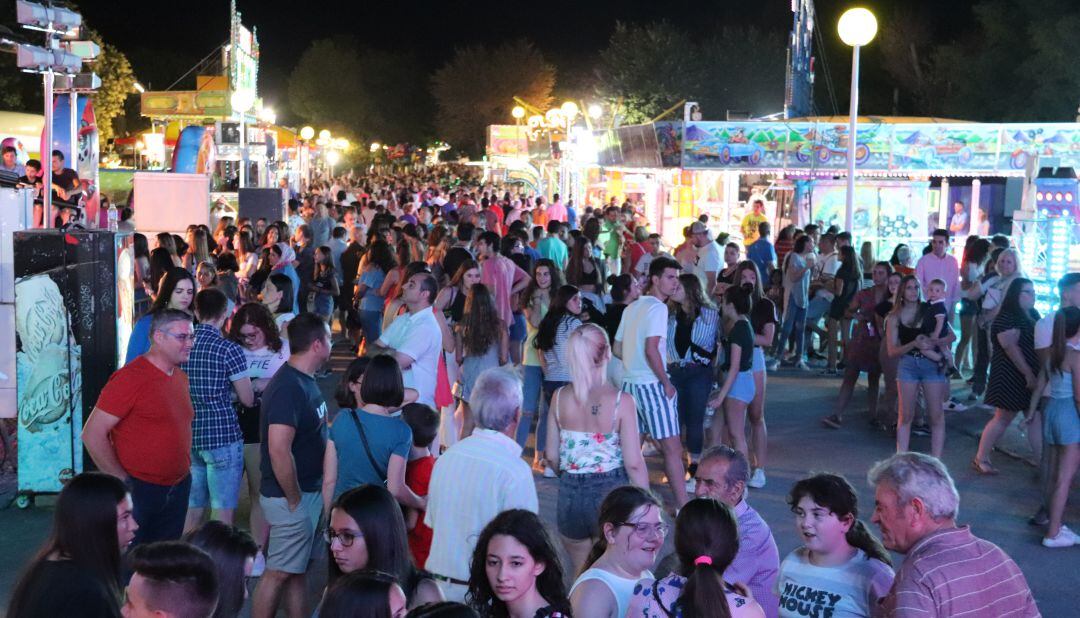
[868,452,1040,617]
[424,367,539,602]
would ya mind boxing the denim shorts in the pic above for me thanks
[751,347,766,373]
[509,312,527,342]
[897,354,948,384]
[727,370,756,403]
[188,440,244,509]
[557,467,629,540]
[1043,397,1080,445]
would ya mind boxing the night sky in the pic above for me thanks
[74,0,978,121]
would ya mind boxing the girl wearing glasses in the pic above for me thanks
[323,485,442,612]
[570,486,664,618]
[628,498,764,618]
[227,302,289,572]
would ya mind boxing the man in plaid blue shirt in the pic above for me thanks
[182,288,254,530]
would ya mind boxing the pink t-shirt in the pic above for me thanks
[481,254,529,326]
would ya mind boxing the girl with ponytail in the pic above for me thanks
[777,474,894,617]
[1027,306,1080,548]
[627,498,764,617]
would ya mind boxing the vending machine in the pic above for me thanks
[12,229,134,507]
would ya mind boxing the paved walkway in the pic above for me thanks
[0,344,1071,616]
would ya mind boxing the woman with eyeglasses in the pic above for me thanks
[627,498,764,618]
[570,486,665,618]
[323,485,443,612]
[974,277,1041,474]
[227,302,289,572]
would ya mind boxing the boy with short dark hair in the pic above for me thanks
[401,402,439,569]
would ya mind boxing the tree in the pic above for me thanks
[86,29,135,146]
[288,37,430,143]
[594,21,701,124]
[431,40,555,155]
[593,22,785,123]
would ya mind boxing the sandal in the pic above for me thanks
[821,415,843,429]
[971,458,999,475]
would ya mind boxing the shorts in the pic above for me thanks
[509,312,527,342]
[727,370,756,404]
[1043,396,1080,445]
[897,354,948,384]
[622,381,679,440]
[260,491,322,574]
[557,468,629,540]
[751,347,766,373]
[188,441,244,509]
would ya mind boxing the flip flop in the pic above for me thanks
[971,458,999,475]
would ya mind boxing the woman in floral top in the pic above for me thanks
[466,509,572,618]
[545,323,650,575]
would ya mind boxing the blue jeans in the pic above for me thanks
[670,363,712,456]
[130,474,191,546]
[516,365,544,448]
[778,303,807,361]
[359,309,382,344]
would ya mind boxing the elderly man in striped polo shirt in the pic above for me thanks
[868,452,1040,617]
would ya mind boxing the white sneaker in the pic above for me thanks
[766,359,780,372]
[641,441,661,457]
[251,551,266,577]
[748,468,767,488]
[543,465,557,478]
[944,399,968,412]
[795,361,810,371]
[1042,525,1078,548]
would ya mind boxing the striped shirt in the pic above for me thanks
[876,526,1040,617]
[667,305,720,365]
[424,429,538,582]
[541,315,582,382]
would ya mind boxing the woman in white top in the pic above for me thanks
[570,486,665,618]
[628,498,764,618]
[777,474,894,617]
[545,323,649,575]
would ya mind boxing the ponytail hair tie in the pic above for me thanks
[694,555,713,566]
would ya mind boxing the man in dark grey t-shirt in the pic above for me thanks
[252,313,330,618]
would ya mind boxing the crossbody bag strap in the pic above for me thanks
[349,409,387,482]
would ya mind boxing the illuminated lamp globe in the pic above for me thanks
[838,8,877,47]
[370,142,381,152]
[319,129,332,141]
[561,101,579,118]
[300,126,315,140]
[259,107,276,124]
[545,108,563,126]
[326,150,341,165]
[511,106,526,119]
[528,114,544,126]
[588,104,603,119]
[230,88,255,114]
[335,138,350,150]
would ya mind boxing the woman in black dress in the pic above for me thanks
[974,278,1040,474]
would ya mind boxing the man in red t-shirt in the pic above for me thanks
[83,309,195,545]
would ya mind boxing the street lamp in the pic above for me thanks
[318,129,331,141]
[370,142,381,153]
[511,105,526,122]
[230,88,255,188]
[326,149,340,177]
[300,126,315,140]
[838,7,877,234]
[588,103,603,120]
[259,106,276,125]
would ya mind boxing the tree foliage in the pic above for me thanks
[288,37,430,144]
[878,0,1080,121]
[431,40,555,155]
[86,29,135,146]
[594,21,785,124]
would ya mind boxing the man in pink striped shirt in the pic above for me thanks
[868,452,1040,617]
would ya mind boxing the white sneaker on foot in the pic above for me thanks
[748,468,767,488]
[641,441,661,457]
[543,465,557,478]
[1042,525,1078,548]
[795,361,810,371]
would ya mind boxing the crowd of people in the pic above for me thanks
[5,166,1065,617]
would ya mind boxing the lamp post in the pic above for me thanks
[838,7,877,234]
[230,88,255,188]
